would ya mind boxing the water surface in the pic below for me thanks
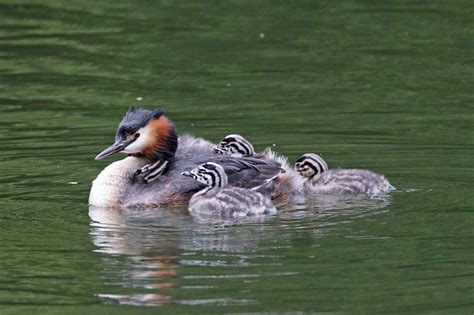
[0,0,473,313]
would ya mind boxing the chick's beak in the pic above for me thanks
[181,171,195,179]
[95,138,134,160]
[213,146,226,154]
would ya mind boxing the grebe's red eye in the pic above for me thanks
[134,133,140,139]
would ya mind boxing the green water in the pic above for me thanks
[1,0,473,313]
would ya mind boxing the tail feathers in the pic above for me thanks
[386,182,396,191]
[262,147,291,172]
[262,147,306,194]
[251,168,285,194]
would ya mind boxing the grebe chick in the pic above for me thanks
[213,134,307,198]
[214,134,255,157]
[182,162,276,217]
[295,153,395,196]
[95,108,177,183]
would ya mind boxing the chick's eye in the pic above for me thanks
[134,133,140,139]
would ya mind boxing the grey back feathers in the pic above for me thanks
[214,134,255,157]
[118,136,286,207]
[295,153,329,179]
[307,169,395,196]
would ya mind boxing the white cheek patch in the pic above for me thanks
[122,126,151,154]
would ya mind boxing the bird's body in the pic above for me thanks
[295,153,395,197]
[188,186,274,218]
[182,162,276,217]
[303,168,394,196]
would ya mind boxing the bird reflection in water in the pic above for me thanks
[89,206,276,306]
[89,206,185,306]
[89,195,391,306]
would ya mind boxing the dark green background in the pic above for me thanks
[0,0,473,313]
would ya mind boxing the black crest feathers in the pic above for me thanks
[116,107,166,140]
[152,108,164,119]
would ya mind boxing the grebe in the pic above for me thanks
[295,153,395,196]
[95,108,177,183]
[182,162,276,217]
[214,134,255,157]
[89,108,294,208]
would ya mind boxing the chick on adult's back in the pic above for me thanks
[182,162,276,218]
[213,134,306,198]
[214,134,255,157]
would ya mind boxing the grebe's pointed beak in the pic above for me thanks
[95,139,134,160]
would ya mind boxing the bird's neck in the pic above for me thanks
[308,173,323,183]
[194,185,222,198]
[141,116,178,163]
[215,173,228,188]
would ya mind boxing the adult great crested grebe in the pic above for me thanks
[295,153,395,196]
[182,162,276,217]
[89,108,295,208]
